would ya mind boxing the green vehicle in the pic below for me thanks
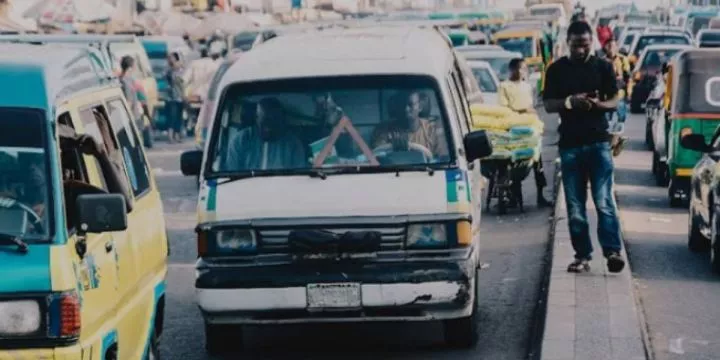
[666,49,720,207]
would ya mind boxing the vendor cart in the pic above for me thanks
[482,158,535,214]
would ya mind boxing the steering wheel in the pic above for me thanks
[372,142,434,162]
[0,196,44,235]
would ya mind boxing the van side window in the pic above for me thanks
[106,98,151,197]
[447,75,469,139]
[448,72,472,136]
[451,64,476,132]
[78,106,124,191]
[58,112,88,183]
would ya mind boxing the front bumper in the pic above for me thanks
[196,258,476,324]
[0,345,81,359]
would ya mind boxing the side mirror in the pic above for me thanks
[76,194,128,234]
[181,150,203,176]
[680,134,711,152]
[464,130,493,162]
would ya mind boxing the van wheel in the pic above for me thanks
[147,331,161,360]
[143,127,154,149]
[105,345,118,360]
[205,323,244,355]
[688,204,710,252]
[711,214,720,275]
[443,277,479,348]
[669,180,684,208]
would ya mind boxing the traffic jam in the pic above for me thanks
[0,0,719,359]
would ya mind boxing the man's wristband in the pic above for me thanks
[564,96,573,110]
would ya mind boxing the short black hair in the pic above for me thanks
[509,57,525,70]
[120,55,134,71]
[567,21,592,38]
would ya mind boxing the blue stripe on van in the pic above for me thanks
[101,328,118,354]
[0,244,51,292]
[141,280,167,359]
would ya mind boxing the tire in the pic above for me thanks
[669,180,685,208]
[205,323,244,355]
[147,331,161,360]
[652,152,658,179]
[645,121,652,149]
[443,276,479,348]
[688,203,711,252]
[143,127,154,149]
[711,213,720,274]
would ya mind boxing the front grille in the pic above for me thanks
[258,225,406,254]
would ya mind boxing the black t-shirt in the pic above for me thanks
[543,56,619,149]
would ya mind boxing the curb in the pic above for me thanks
[538,160,648,360]
[528,157,564,360]
[614,193,656,360]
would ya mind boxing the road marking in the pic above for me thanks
[669,338,685,354]
[649,216,672,223]
[169,263,196,269]
[153,168,184,177]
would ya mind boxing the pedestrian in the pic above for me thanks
[602,37,630,156]
[165,52,186,143]
[118,56,143,132]
[499,58,552,208]
[542,21,626,274]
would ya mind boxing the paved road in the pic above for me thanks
[146,112,559,359]
[615,113,720,360]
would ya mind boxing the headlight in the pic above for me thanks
[0,300,41,336]
[214,229,257,254]
[407,223,448,249]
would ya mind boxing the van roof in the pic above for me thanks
[221,26,455,84]
[0,43,116,109]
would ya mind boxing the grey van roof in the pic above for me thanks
[0,43,117,109]
[221,26,455,84]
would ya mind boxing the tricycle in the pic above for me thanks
[481,158,535,214]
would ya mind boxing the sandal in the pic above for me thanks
[567,259,590,273]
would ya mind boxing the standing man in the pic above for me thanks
[165,52,186,143]
[543,21,625,274]
[118,56,143,132]
[602,37,630,156]
[499,58,551,208]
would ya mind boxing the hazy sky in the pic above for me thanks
[494,0,665,13]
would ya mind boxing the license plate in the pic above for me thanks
[306,283,361,309]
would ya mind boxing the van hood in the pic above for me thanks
[201,170,471,221]
[0,244,51,293]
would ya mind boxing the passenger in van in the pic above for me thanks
[225,97,307,170]
[371,91,449,159]
[59,129,133,230]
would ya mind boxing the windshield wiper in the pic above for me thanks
[0,233,29,254]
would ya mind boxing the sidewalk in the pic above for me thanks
[540,180,649,360]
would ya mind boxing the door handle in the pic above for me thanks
[105,241,113,253]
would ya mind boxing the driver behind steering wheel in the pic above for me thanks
[0,153,46,235]
[371,91,448,160]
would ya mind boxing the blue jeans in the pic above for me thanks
[560,141,622,260]
[165,101,184,133]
